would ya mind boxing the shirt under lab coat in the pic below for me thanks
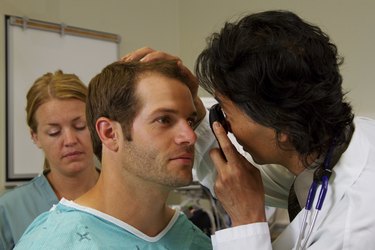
[194,115,375,249]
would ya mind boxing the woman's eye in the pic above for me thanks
[75,125,86,130]
[75,122,87,130]
[48,130,60,137]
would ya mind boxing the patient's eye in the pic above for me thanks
[156,115,172,125]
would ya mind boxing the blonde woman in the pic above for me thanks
[0,70,99,250]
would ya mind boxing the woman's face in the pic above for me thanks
[31,98,94,176]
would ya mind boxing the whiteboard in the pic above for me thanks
[5,16,120,184]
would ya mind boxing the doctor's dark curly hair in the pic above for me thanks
[196,10,353,164]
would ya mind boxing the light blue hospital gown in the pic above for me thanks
[14,199,212,250]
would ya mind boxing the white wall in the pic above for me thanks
[0,0,180,192]
[179,0,375,119]
[1,0,375,192]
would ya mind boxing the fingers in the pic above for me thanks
[121,47,155,61]
[208,131,266,225]
[212,121,238,163]
[142,51,180,62]
[121,48,195,88]
[209,121,238,176]
[120,47,204,123]
[121,46,201,103]
[209,148,226,176]
[176,62,199,96]
[121,47,181,63]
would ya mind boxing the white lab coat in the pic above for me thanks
[194,115,375,249]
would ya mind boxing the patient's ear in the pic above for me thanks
[96,117,119,152]
[30,129,42,148]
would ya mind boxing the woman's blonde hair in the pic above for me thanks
[26,70,88,171]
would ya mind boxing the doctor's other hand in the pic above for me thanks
[210,121,266,226]
[121,47,205,127]
[121,47,198,96]
[121,47,179,63]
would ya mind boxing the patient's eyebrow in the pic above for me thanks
[150,108,197,119]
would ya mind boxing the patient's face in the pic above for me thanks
[31,98,94,175]
[119,73,197,187]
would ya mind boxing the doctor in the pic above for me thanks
[123,10,375,249]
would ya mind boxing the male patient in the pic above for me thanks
[15,61,212,249]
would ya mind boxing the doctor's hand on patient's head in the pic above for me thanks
[121,47,180,63]
[121,47,198,96]
[121,47,206,127]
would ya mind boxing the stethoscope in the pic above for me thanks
[295,142,336,250]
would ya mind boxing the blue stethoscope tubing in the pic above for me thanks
[295,143,335,250]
